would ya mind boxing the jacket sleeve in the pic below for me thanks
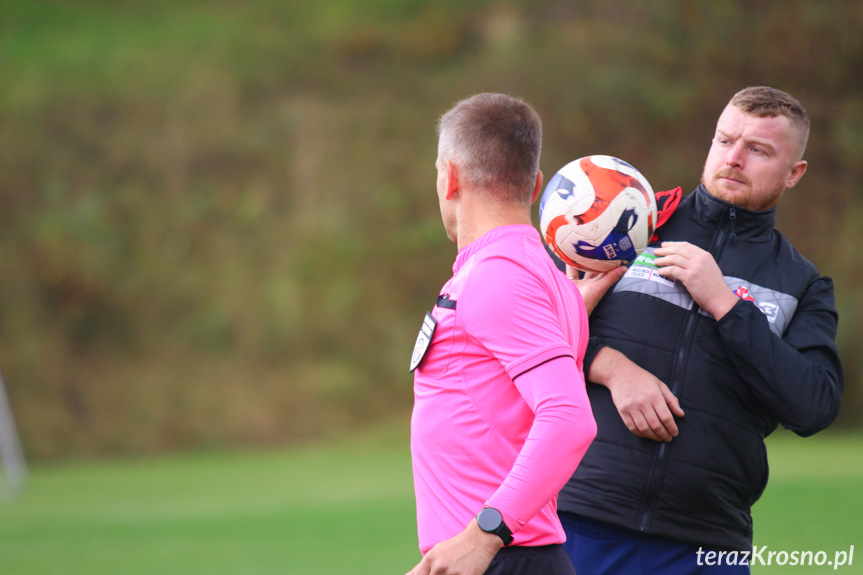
[582,335,607,379]
[716,275,843,436]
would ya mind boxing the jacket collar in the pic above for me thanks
[691,184,776,242]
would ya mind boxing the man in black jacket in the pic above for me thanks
[558,86,843,574]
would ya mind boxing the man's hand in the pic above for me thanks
[566,265,627,315]
[589,347,685,442]
[653,241,738,320]
[406,519,502,575]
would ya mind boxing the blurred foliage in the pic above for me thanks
[1,0,861,460]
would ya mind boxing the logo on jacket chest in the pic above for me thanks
[615,250,798,336]
[734,286,780,324]
[625,251,675,287]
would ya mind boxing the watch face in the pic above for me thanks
[477,507,503,531]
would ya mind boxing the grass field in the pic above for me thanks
[750,432,862,573]
[1,425,860,574]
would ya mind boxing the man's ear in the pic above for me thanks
[530,170,544,204]
[786,160,807,189]
[445,161,460,200]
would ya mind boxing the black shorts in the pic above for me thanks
[484,544,576,575]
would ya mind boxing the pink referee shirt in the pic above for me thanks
[411,224,595,554]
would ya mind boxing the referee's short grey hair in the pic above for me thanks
[437,93,542,204]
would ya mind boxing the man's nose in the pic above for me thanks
[725,143,744,168]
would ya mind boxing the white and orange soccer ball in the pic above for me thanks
[539,155,658,273]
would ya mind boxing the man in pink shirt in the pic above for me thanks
[407,93,598,575]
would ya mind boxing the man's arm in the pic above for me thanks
[568,263,685,442]
[406,519,501,575]
[655,241,843,434]
[652,241,738,320]
[486,355,597,526]
[406,356,596,575]
[717,277,843,434]
[588,347,685,442]
[566,264,627,315]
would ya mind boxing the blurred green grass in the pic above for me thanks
[1,426,860,574]
[0,420,419,575]
[752,431,863,574]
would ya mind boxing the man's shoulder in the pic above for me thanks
[771,228,820,275]
[462,231,571,299]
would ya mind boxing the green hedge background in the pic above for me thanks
[2,0,861,460]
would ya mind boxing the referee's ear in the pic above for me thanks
[530,170,544,204]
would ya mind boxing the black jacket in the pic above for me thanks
[557,184,844,551]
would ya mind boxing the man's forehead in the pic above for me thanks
[718,105,791,134]
[716,105,795,147]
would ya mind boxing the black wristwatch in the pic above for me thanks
[476,507,513,546]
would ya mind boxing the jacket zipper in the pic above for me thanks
[637,205,736,532]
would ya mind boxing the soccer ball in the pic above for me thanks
[539,155,657,273]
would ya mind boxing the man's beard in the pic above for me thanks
[703,167,749,201]
[702,168,785,211]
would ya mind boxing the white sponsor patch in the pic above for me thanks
[625,263,676,287]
